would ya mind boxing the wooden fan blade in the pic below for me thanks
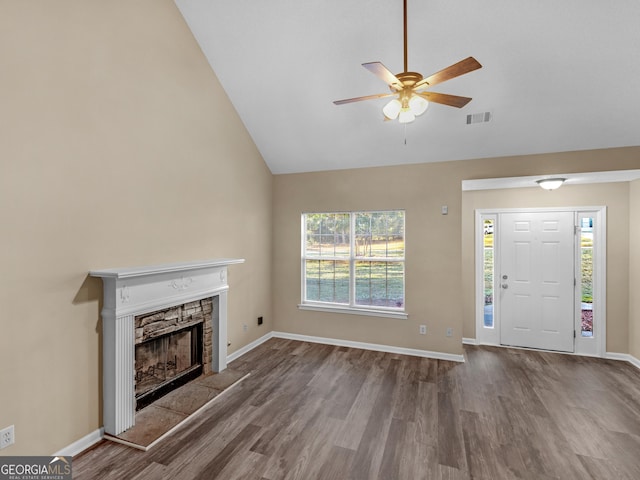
[415,91,472,108]
[333,92,395,105]
[414,56,482,89]
[362,62,403,90]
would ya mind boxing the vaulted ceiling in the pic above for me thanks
[176,0,640,174]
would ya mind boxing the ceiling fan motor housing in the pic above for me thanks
[394,72,424,89]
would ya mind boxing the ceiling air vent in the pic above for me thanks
[466,111,492,125]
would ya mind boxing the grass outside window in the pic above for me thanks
[302,211,405,313]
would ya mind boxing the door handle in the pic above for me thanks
[502,284,509,289]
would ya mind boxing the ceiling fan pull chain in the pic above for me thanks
[404,124,408,145]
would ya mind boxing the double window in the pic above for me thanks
[301,210,405,317]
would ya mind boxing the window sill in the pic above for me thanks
[297,303,408,320]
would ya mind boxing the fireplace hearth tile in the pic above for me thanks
[104,368,247,450]
[153,383,222,415]
[194,368,246,390]
[117,405,187,447]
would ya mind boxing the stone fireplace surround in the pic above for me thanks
[90,258,244,436]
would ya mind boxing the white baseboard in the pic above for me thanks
[272,331,465,363]
[226,331,274,364]
[53,427,104,457]
[462,337,477,345]
[605,352,640,370]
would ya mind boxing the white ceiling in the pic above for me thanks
[175,0,640,175]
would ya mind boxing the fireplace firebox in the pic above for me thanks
[135,323,202,409]
[133,297,216,409]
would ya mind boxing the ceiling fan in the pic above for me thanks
[333,0,482,124]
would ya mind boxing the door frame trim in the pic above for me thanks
[474,206,607,357]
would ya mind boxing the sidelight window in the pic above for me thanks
[579,216,594,337]
[482,218,495,329]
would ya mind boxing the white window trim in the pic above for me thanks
[300,211,407,319]
[574,210,606,357]
[298,303,408,319]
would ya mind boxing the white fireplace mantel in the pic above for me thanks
[90,258,244,436]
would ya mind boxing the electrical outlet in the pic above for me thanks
[446,328,453,337]
[242,324,248,332]
[0,425,15,449]
[257,316,263,326]
[419,325,427,335]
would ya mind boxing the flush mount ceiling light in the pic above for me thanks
[333,0,483,124]
[536,178,566,190]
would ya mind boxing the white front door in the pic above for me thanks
[499,211,575,352]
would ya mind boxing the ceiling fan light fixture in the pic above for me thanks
[398,108,416,124]
[332,0,483,125]
[536,178,566,190]
[409,95,429,116]
[383,98,402,120]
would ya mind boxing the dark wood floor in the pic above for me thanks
[73,338,640,480]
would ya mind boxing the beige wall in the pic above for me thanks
[273,162,465,354]
[0,1,272,455]
[461,183,630,353]
[273,148,640,359]
[630,180,640,359]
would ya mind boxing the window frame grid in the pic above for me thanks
[301,210,406,318]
